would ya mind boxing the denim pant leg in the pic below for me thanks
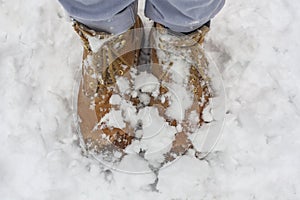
[145,0,225,33]
[58,0,137,34]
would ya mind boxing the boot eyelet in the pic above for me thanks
[190,78,196,83]
[118,70,124,76]
[89,82,96,89]
[120,40,126,48]
[87,68,94,75]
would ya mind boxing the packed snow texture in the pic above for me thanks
[1,0,300,200]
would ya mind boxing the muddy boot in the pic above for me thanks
[74,16,144,156]
[149,23,212,162]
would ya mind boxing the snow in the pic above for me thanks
[99,109,126,129]
[134,71,159,93]
[116,76,131,94]
[87,35,109,53]
[109,94,122,105]
[164,82,193,122]
[1,0,300,200]
[202,102,214,122]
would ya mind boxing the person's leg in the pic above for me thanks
[58,0,137,34]
[145,0,225,33]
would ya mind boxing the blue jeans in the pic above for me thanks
[58,0,225,34]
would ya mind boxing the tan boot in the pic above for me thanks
[149,23,211,162]
[73,16,144,155]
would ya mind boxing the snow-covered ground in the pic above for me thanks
[1,0,300,199]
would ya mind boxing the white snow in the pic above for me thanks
[87,35,109,53]
[164,82,193,122]
[99,109,126,129]
[134,71,159,93]
[116,76,131,94]
[202,102,214,122]
[109,94,122,105]
[138,93,151,105]
[1,0,300,199]
[167,55,190,84]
